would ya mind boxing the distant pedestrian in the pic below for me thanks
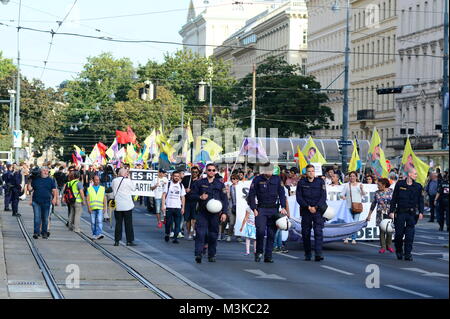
[151,169,169,229]
[425,173,439,222]
[366,178,394,253]
[87,175,107,240]
[224,174,239,242]
[389,168,424,261]
[2,164,14,211]
[435,174,449,232]
[66,171,86,233]
[9,165,23,217]
[28,167,58,239]
[112,168,136,246]
[181,166,201,240]
[161,171,186,244]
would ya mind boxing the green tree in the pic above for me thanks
[232,56,333,137]
[0,51,16,80]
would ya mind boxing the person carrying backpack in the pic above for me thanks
[64,171,86,233]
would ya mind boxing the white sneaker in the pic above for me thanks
[344,239,349,244]
[226,236,231,242]
[97,234,104,240]
[92,235,98,240]
[177,233,184,238]
[352,240,357,245]
[170,232,174,238]
[188,235,193,240]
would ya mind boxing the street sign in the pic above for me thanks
[338,140,352,146]
[13,130,22,148]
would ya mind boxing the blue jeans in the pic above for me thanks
[155,198,162,215]
[274,229,282,248]
[90,209,103,236]
[351,210,361,240]
[32,201,51,235]
[165,208,182,238]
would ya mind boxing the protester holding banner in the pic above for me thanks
[341,171,367,244]
[389,168,424,261]
[366,178,394,253]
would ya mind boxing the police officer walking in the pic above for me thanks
[248,163,287,263]
[296,164,327,261]
[2,164,13,211]
[191,163,228,263]
[389,168,424,261]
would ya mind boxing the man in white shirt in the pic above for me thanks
[112,168,136,246]
[151,169,169,229]
[161,171,186,244]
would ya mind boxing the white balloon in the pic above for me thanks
[276,216,292,230]
[323,206,336,220]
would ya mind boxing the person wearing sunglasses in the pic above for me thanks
[190,163,228,263]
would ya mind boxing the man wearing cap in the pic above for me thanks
[190,163,228,263]
[151,168,169,229]
[296,164,327,261]
[248,163,287,263]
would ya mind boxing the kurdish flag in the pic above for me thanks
[295,145,308,174]
[302,136,327,164]
[348,140,362,172]
[367,127,388,178]
[401,137,430,186]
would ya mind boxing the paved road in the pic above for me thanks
[80,204,449,299]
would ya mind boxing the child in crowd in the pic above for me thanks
[239,206,256,255]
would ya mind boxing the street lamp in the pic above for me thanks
[332,0,351,173]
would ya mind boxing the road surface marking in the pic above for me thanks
[402,268,449,278]
[244,269,286,280]
[239,242,300,259]
[385,285,432,298]
[145,214,152,217]
[320,265,354,276]
[415,241,442,246]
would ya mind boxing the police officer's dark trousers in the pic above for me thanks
[4,187,11,209]
[11,191,19,215]
[195,210,219,257]
[255,207,278,258]
[301,208,325,257]
[394,210,417,257]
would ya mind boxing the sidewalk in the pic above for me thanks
[0,197,212,299]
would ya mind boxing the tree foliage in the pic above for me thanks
[231,56,333,137]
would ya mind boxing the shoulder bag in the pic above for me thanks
[349,183,363,214]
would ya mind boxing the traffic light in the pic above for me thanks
[338,144,343,155]
[376,87,403,94]
[139,81,155,101]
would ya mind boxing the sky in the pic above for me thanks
[0,0,193,88]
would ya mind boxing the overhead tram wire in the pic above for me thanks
[13,26,443,59]
[40,0,78,80]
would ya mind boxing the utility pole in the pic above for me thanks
[251,64,256,138]
[14,0,22,164]
[341,0,351,173]
[181,95,184,130]
[208,82,213,128]
[442,0,449,149]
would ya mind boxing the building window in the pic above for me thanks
[424,2,428,29]
[383,2,386,20]
[387,36,390,61]
[388,0,391,18]
[301,58,307,75]
[303,29,307,44]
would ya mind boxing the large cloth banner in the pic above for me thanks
[129,169,171,196]
[233,181,379,241]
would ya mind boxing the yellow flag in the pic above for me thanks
[302,136,327,164]
[367,127,388,178]
[89,144,101,164]
[125,144,138,165]
[348,140,362,172]
[183,125,194,163]
[194,136,223,163]
[297,145,308,174]
[401,137,430,186]
[142,130,156,162]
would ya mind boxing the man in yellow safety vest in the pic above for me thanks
[87,175,107,240]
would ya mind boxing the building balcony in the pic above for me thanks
[357,109,375,121]
[387,135,440,150]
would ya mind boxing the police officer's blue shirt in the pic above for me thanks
[296,177,327,208]
[247,174,286,210]
[190,177,228,214]
[389,179,424,214]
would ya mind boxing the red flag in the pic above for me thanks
[72,153,78,165]
[223,164,229,183]
[116,130,131,144]
[97,142,108,158]
[127,126,137,144]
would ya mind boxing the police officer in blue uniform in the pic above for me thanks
[190,163,228,263]
[248,163,287,263]
[389,168,424,261]
[296,164,327,261]
[2,164,14,212]
[10,166,22,217]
